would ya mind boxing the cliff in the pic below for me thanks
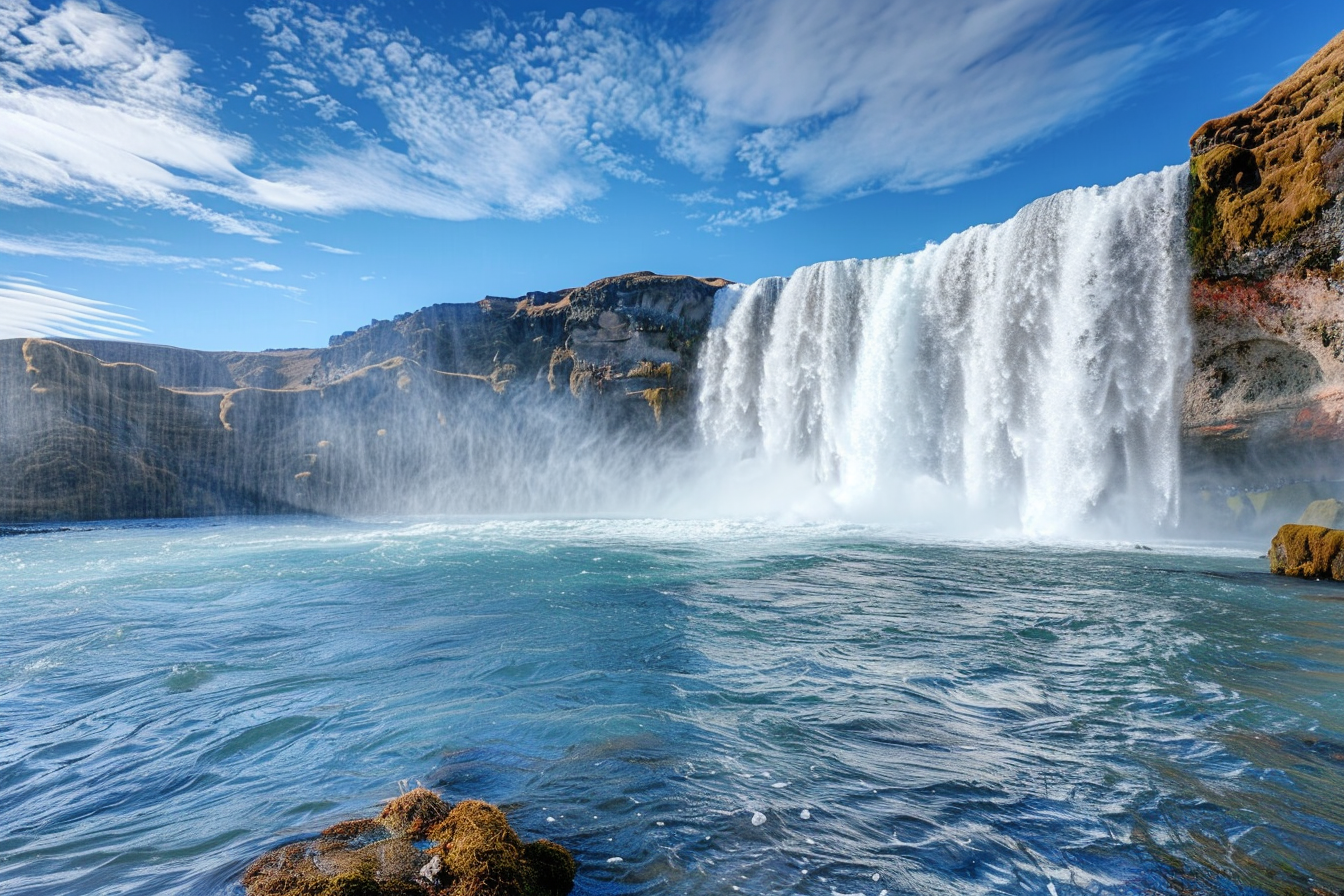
[0,273,725,522]
[1182,29,1344,532]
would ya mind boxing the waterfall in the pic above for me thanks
[696,166,1192,535]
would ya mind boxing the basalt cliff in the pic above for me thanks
[1182,29,1344,531]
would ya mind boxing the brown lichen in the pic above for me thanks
[628,386,680,425]
[625,361,674,380]
[428,800,526,896]
[546,348,574,393]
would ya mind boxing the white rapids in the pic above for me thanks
[695,166,1192,535]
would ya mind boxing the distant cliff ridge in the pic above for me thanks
[0,273,725,522]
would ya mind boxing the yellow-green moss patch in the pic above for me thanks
[1189,30,1344,271]
[1268,523,1344,579]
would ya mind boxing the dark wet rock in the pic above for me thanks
[242,790,575,896]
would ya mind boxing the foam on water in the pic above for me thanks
[696,167,1192,536]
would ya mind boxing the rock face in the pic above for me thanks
[1183,30,1344,533]
[0,273,725,522]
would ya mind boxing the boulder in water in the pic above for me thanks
[1268,523,1344,579]
[242,790,575,896]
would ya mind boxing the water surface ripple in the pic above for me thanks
[2,519,1342,895]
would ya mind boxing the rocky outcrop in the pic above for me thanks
[242,788,575,896]
[1182,30,1344,533]
[1268,523,1344,579]
[0,273,725,523]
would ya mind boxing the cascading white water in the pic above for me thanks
[696,166,1192,535]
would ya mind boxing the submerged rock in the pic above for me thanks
[242,790,575,896]
[1268,523,1344,579]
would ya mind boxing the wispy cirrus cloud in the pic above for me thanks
[0,231,284,275]
[0,231,207,265]
[687,0,1246,195]
[0,0,1243,236]
[0,0,275,238]
[0,276,147,339]
[306,241,356,255]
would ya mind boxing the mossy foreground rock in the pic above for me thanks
[242,789,575,896]
[1268,523,1344,579]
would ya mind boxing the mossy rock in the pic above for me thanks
[1188,29,1344,274]
[1269,523,1344,579]
[1298,498,1344,528]
[243,791,576,896]
[379,788,450,840]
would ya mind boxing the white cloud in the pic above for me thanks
[0,276,147,339]
[246,3,706,220]
[0,231,208,265]
[214,270,304,294]
[0,0,1235,235]
[307,241,356,255]
[701,191,799,231]
[687,0,1181,194]
[0,0,275,237]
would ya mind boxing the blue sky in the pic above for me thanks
[0,0,1340,351]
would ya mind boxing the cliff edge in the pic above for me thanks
[1183,29,1344,531]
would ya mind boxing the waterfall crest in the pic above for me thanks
[696,166,1192,534]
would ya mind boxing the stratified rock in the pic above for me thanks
[1299,498,1344,527]
[242,791,576,896]
[1268,523,1344,579]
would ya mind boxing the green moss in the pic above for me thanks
[1187,161,1226,276]
[1188,32,1344,273]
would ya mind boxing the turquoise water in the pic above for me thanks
[2,519,1343,896]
